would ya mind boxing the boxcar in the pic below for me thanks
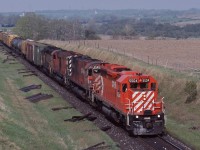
[26,40,35,63]
[20,40,29,57]
[33,42,48,67]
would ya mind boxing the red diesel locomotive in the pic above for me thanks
[0,32,165,135]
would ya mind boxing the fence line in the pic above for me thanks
[69,40,200,74]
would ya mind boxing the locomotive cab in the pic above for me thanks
[118,72,165,135]
[92,63,165,135]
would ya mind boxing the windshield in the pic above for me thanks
[130,83,148,90]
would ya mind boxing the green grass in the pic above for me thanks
[0,47,118,150]
[167,119,200,149]
[40,40,200,150]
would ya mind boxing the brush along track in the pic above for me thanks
[1,43,191,150]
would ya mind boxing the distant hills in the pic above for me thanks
[34,9,200,24]
[2,9,200,39]
[1,9,200,24]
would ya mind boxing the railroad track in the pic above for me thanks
[0,42,191,150]
[158,135,183,150]
[138,135,187,150]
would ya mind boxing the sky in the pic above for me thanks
[1,0,200,12]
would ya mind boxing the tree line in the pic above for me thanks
[0,14,20,27]
[13,13,99,40]
[96,18,200,39]
[9,12,200,40]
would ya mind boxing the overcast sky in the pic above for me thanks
[1,0,200,12]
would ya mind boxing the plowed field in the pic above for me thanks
[84,40,200,71]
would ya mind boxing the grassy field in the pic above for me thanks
[41,40,200,149]
[0,46,118,150]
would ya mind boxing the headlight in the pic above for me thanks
[158,115,161,118]
[136,115,139,119]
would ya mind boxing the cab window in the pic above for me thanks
[101,69,107,76]
[122,84,127,92]
[53,55,56,59]
[130,83,148,89]
[130,83,138,89]
[140,83,148,89]
[88,69,92,76]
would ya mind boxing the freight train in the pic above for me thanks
[0,31,165,135]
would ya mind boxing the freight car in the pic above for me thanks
[0,31,3,41]
[11,36,23,53]
[2,32,18,48]
[0,32,165,136]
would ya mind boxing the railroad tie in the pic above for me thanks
[83,142,105,150]
[25,93,53,103]
[18,70,35,74]
[64,113,92,122]
[23,73,37,77]
[20,84,42,92]
[51,106,75,111]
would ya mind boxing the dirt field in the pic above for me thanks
[80,40,200,71]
